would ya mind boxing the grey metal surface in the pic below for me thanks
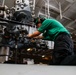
[0,64,76,75]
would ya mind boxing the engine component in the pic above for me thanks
[0,6,6,11]
[0,4,50,64]
[0,14,4,18]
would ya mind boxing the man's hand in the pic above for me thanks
[34,36,44,39]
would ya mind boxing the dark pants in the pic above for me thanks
[60,55,76,65]
[52,32,74,65]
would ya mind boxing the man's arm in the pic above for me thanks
[27,30,42,38]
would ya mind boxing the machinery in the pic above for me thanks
[0,0,52,64]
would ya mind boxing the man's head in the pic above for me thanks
[34,17,46,27]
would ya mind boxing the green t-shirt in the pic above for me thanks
[38,19,70,41]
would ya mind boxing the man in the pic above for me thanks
[27,17,74,65]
